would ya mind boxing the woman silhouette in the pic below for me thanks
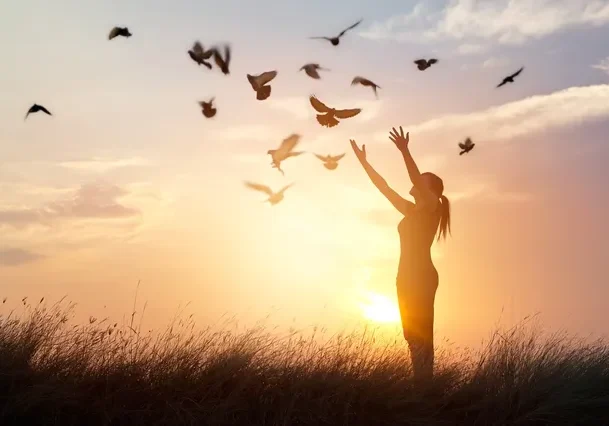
[351,127,451,380]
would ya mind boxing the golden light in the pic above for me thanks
[359,291,401,324]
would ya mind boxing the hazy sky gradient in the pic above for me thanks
[2,0,609,346]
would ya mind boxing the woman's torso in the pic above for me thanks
[396,207,440,287]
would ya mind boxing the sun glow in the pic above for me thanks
[359,291,401,324]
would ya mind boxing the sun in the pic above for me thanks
[359,291,401,324]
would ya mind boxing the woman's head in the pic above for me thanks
[410,172,451,241]
[409,172,444,200]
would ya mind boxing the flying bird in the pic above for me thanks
[300,63,329,79]
[458,137,475,155]
[414,58,438,71]
[309,95,361,128]
[25,104,52,120]
[314,153,346,170]
[244,182,293,206]
[188,41,213,69]
[497,67,524,88]
[199,98,216,118]
[108,27,132,40]
[210,45,231,75]
[247,70,278,100]
[267,133,304,175]
[310,19,362,46]
[351,76,381,98]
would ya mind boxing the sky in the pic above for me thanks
[1,0,609,347]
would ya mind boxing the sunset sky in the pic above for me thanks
[2,0,609,346]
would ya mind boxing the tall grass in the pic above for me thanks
[1,298,609,425]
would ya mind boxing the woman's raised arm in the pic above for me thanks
[389,127,438,211]
[350,139,413,216]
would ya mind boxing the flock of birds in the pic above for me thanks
[22,19,525,206]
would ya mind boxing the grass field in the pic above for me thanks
[1,298,609,425]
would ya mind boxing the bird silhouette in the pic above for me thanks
[188,41,213,69]
[351,76,381,98]
[199,98,216,118]
[497,67,524,88]
[309,95,361,128]
[247,71,278,100]
[300,63,329,79]
[25,104,52,120]
[267,133,304,175]
[244,182,293,205]
[314,153,346,170]
[458,137,475,155]
[108,27,132,40]
[310,19,362,46]
[210,45,231,75]
[414,58,438,71]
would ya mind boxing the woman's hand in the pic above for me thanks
[389,126,409,152]
[350,139,367,163]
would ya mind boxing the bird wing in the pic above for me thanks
[257,70,278,86]
[414,59,427,65]
[334,108,361,119]
[108,27,121,40]
[309,36,331,41]
[223,45,231,67]
[39,105,52,115]
[330,153,345,162]
[246,74,259,90]
[338,19,363,37]
[277,134,301,156]
[314,154,329,162]
[458,143,467,149]
[212,47,226,69]
[464,137,472,146]
[306,67,320,79]
[428,59,438,65]
[309,95,331,113]
[510,67,524,79]
[286,151,305,158]
[244,181,273,196]
[278,183,293,196]
[496,80,507,88]
[351,76,365,85]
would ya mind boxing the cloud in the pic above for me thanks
[268,96,383,122]
[374,84,609,143]
[592,57,609,75]
[58,157,151,173]
[0,248,45,266]
[360,1,609,46]
[457,43,487,55]
[447,182,531,203]
[0,182,140,229]
[482,56,510,68]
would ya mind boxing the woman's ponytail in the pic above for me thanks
[437,195,451,241]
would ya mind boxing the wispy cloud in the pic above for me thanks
[375,84,609,144]
[0,248,45,266]
[0,182,140,229]
[58,157,151,173]
[360,1,609,46]
[457,43,487,55]
[482,56,510,69]
[447,182,531,203]
[592,56,609,75]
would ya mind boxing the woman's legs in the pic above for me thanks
[397,283,436,380]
